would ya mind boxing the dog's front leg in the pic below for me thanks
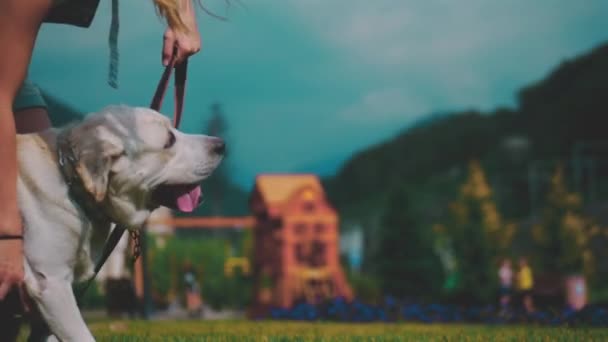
[32,276,95,342]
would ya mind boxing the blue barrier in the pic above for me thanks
[264,296,608,326]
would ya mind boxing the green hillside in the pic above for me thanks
[319,42,608,293]
[324,41,608,226]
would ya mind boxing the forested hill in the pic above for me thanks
[323,41,608,222]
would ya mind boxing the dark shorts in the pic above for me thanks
[519,289,533,297]
[45,0,101,28]
[0,288,25,341]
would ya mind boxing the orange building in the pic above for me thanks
[249,174,353,314]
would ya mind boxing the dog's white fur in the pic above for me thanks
[16,105,223,341]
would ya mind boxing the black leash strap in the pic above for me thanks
[75,225,127,302]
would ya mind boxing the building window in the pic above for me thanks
[295,243,307,263]
[256,211,268,221]
[310,240,326,267]
[302,201,315,212]
[271,219,282,229]
[294,223,306,235]
[314,223,325,234]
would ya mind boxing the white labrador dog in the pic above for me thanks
[15,105,224,341]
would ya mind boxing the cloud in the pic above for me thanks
[285,0,608,111]
[287,0,593,65]
[338,87,429,123]
[287,0,491,66]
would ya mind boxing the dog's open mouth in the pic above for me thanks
[151,183,202,213]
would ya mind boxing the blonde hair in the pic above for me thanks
[153,0,190,32]
[154,0,232,31]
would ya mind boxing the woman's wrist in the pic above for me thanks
[0,215,22,237]
[0,230,22,238]
[178,0,197,27]
[0,235,23,239]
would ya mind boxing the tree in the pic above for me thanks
[372,187,443,300]
[436,160,516,303]
[206,103,228,141]
[531,164,597,278]
[432,223,459,294]
[202,102,230,216]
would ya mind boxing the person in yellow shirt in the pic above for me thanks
[498,258,514,311]
[517,257,535,313]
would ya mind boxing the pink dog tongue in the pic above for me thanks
[176,186,201,212]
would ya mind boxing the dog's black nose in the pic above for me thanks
[212,139,226,156]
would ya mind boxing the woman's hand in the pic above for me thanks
[162,0,201,66]
[0,240,23,300]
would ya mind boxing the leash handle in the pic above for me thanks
[150,46,188,129]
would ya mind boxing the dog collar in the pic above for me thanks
[56,130,114,227]
[56,129,143,254]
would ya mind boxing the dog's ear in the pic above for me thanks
[69,123,124,202]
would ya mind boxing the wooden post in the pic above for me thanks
[132,229,152,319]
[140,229,153,319]
[133,238,144,300]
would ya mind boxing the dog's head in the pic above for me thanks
[64,105,224,228]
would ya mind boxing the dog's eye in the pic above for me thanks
[164,131,176,149]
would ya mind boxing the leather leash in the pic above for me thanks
[75,48,188,302]
[151,46,188,127]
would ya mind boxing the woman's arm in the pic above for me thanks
[0,0,53,299]
[161,0,202,66]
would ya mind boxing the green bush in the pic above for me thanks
[147,233,253,311]
[346,271,382,304]
[372,186,444,301]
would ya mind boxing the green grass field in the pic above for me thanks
[19,320,608,341]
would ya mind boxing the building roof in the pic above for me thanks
[254,174,324,206]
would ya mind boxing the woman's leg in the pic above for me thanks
[0,0,54,300]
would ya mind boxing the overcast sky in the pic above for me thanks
[29,0,608,188]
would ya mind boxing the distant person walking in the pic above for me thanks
[517,257,535,313]
[183,261,203,317]
[498,258,513,311]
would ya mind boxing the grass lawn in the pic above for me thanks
[19,320,608,341]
